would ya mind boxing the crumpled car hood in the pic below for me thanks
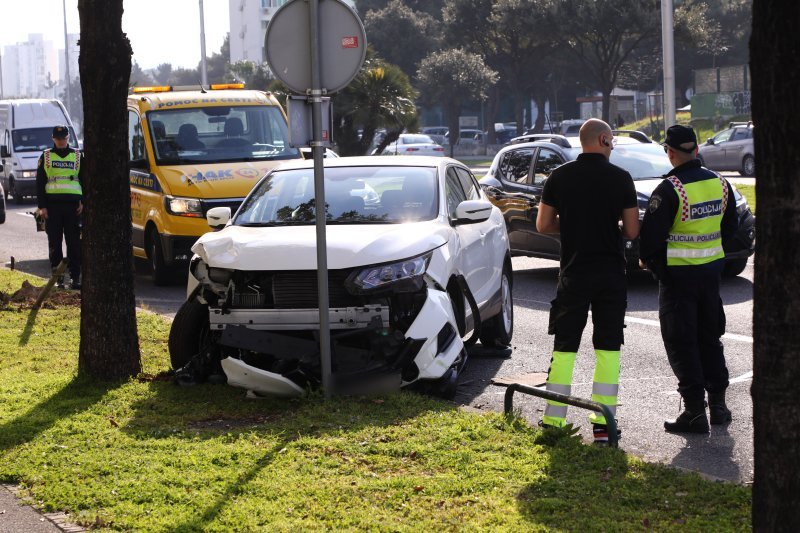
[192,221,450,270]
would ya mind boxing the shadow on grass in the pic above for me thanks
[0,375,117,456]
[18,307,39,347]
[515,434,750,529]
[122,381,457,528]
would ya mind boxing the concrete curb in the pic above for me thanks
[1,485,85,532]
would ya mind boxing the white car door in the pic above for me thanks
[445,165,498,309]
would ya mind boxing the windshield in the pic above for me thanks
[609,145,673,180]
[12,127,78,152]
[146,105,300,165]
[235,166,439,226]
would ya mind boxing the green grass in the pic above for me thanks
[0,269,751,531]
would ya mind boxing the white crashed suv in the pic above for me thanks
[169,156,513,398]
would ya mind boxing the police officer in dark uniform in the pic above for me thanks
[640,125,738,433]
[36,125,84,290]
[536,118,640,443]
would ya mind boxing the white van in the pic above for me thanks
[0,99,79,204]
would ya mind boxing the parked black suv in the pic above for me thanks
[479,131,755,277]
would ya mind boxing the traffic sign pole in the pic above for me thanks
[308,0,333,398]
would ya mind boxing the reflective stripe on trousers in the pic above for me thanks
[542,351,576,427]
[589,349,620,425]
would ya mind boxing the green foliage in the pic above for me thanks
[333,57,419,156]
[364,1,442,79]
[0,268,752,530]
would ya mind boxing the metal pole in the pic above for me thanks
[62,0,70,112]
[661,0,676,127]
[309,0,332,397]
[199,0,208,86]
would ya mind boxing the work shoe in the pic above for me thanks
[708,392,732,425]
[52,268,65,289]
[69,277,81,291]
[592,423,622,445]
[664,408,710,433]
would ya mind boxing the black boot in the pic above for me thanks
[708,391,732,424]
[664,400,709,433]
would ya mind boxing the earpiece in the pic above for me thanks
[602,138,610,147]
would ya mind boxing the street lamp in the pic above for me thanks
[661,0,676,127]
[199,0,208,85]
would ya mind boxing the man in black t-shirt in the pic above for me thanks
[536,118,639,443]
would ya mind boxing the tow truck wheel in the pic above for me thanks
[169,299,211,370]
[10,180,24,205]
[148,230,173,286]
[479,265,514,348]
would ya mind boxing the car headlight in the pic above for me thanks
[347,252,432,293]
[165,196,203,217]
[21,170,37,178]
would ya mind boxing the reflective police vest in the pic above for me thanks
[43,149,82,196]
[665,174,728,266]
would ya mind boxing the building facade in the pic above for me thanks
[1,34,59,99]
[229,0,357,64]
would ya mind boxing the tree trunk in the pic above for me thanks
[446,102,460,159]
[750,1,800,529]
[77,0,141,379]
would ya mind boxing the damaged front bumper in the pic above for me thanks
[190,263,465,396]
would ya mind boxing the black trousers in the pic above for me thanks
[659,272,729,405]
[548,271,627,353]
[45,202,81,281]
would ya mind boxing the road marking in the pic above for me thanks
[516,300,753,343]
[662,370,752,395]
[624,315,752,343]
[17,212,34,218]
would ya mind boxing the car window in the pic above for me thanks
[731,129,751,141]
[713,128,733,143]
[533,148,563,185]
[235,166,438,225]
[402,134,435,144]
[445,167,467,218]
[499,148,534,185]
[128,111,146,161]
[454,167,480,200]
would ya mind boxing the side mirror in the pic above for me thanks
[128,158,149,171]
[453,199,493,225]
[706,138,714,145]
[0,163,4,172]
[0,145,10,158]
[206,206,231,229]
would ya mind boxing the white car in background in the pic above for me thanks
[375,134,446,157]
[169,156,513,398]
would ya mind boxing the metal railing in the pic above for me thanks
[502,382,619,448]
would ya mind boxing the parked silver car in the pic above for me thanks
[698,122,755,176]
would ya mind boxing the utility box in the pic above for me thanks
[287,95,333,148]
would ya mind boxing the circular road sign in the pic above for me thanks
[265,0,367,94]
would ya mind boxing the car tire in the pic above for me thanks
[740,155,755,177]
[0,209,5,225]
[722,258,748,278]
[479,265,514,348]
[148,230,173,286]
[168,299,211,370]
[10,180,24,205]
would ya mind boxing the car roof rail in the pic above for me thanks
[510,133,571,148]
[728,121,753,128]
[611,130,652,143]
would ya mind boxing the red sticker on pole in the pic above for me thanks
[342,36,359,48]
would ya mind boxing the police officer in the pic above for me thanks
[536,119,640,443]
[36,125,84,290]
[640,125,738,433]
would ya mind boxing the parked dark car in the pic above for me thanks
[0,181,5,224]
[479,132,755,277]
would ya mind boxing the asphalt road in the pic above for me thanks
[0,193,754,484]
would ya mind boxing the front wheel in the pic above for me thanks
[148,230,174,286]
[10,180,24,205]
[168,299,211,370]
[479,265,514,348]
[740,155,755,177]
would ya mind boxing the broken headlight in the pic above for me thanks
[347,252,432,294]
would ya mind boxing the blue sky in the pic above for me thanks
[2,0,230,70]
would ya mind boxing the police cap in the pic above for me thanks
[52,125,70,139]
[662,125,697,153]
